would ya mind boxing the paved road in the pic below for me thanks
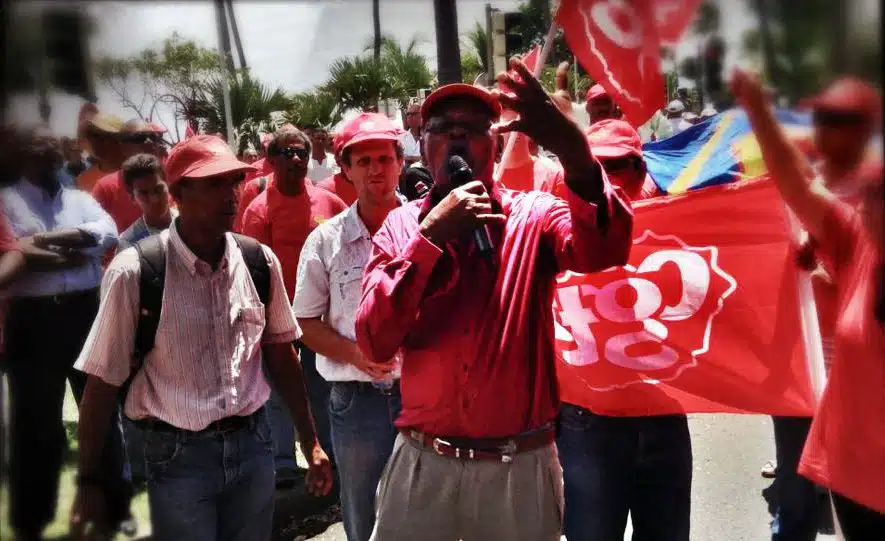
[307,414,837,541]
[62,391,837,541]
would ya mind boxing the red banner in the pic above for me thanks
[652,0,703,43]
[554,179,815,416]
[556,0,666,127]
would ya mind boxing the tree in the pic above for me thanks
[465,22,489,74]
[324,55,395,112]
[94,32,224,141]
[376,36,434,104]
[195,73,290,155]
[283,90,344,131]
[372,0,382,60]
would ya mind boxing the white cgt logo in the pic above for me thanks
[554,231,737,385]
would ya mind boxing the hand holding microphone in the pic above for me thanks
[418,158,506,254]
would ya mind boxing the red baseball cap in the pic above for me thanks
[802,77,881,119]
[165,135,256,185]
[335,112,401,155]
[584,119,642,159]
[586,84,608,102]
[421,83,501,123]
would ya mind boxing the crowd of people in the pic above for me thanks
[0,57,882,541]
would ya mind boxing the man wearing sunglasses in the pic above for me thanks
[241,126,347,489]
[91,120,168,234]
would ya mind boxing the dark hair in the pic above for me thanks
[267,127,311,156]
[340,140,404,167]
[121,153,164,193]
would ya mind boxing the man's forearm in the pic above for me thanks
[297,318,361,366]
[38,228,97,249]
[264,344,319,450]
[77,376,120,478]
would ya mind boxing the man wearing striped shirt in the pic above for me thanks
[71,135,332,540]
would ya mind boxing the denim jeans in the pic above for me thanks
[143,409,275,541]
[770,416,820,541]
[329,381,401,541]
[264,343,334,471]
[556,404,692,541]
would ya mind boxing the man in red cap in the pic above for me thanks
[757,75,883,541]
[543,119,660,201]
[72,135,332,539]
[293,112,405,541]
[233,132,282,232]
[355,59,633,541]
[241,126,347,487]
[91,119,168,233]
[585,83,621,125]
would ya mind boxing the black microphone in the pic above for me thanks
[446,155,495,262]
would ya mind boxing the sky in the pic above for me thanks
[8,0,760,138]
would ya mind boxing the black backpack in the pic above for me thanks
[120,232,270,400]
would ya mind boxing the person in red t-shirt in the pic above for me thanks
[735,67,885,536]
[0,210,24,290]
[91,119,167,233]
[241,126,346,486]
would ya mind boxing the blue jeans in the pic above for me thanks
[143,410,275,541]
[329,381,401,541]
[556,404,692,541]
[265,343,334,471]
[770,416,819,541]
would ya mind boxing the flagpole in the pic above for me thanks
[493,21,559,183]
[784,205,845,540]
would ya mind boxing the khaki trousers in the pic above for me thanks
[369,433,563,541]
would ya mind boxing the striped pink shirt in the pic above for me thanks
[75,222,300,431]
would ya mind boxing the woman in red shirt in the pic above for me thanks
[733,69,885,538]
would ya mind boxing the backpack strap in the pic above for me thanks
[133,234,167,361]
[232,233,270,305]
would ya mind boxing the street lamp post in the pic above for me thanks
[433,0,462,84]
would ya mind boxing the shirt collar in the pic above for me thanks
[341,203,370,244]
[17,175,63,202]
[168,219,234,276]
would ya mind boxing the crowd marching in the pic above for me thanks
[0,53,882,541]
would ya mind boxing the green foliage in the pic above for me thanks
[324,55,394,112]
[376,36,434,104]
[693,0,721,36]
[283,90,344,131]
[461,53,485,86]
[94,32,225,141]
[197,73,290,154]
[465,22,489,72]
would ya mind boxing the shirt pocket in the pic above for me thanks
[331,265,365,306]
[232,304,266,363]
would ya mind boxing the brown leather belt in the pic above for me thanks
[401,424,555,463]
[133,408,264,435]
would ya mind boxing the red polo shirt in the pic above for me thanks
[0,211,19,254]
[317,172,358,206]
[91,171,140,232]
[241,181,347,298]
[355,178,633,438]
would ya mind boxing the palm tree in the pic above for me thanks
[376,36,434,104]
[324,55,394,112]
[283,90,344,130]
[197,73,290,154]
[373,0,382,60]
[465,22,489,74]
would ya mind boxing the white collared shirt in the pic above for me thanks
[75,221,300,430]
[399,130,421,160]
[308,152,340,184]
[293,203,401,382]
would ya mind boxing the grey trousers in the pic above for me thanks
[370,433,563,541]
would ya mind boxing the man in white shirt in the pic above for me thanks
[293,112,404,541]
[307,127,340,184]
[399,102,422,166]
[71,135,332,540]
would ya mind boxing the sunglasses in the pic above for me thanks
[276,146,310,161]
[425,118,491,137]
[812,109,869,127]
[599,155,643,172]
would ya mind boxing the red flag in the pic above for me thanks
[499,45,542,94]
[652,0,703,43]
[554,179,815,416]
[556,0,666,126]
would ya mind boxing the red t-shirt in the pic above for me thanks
[497,156,564,193]
[234,175,274,234]
[91,171,140,233]
[0,211,20,254]
[798,201,885,513]
[240,181,347,298]
[317,172,358,206]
